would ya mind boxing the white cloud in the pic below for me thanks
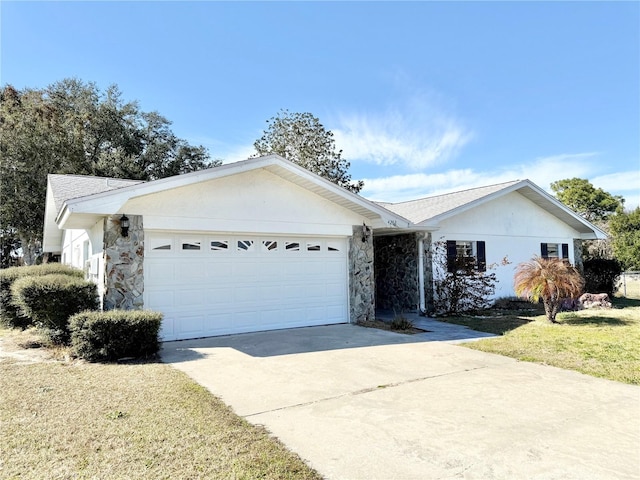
[361,152,639,207]
[333,95,472,170]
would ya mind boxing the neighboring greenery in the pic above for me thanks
[609,207,640,270]
[550,177,639,272]
[1,79,219,265]
[0,264,84,328]
[254,109,363,193]
[583,258,622,296]
[11,274,98,344]
[431,241,503,315]
[551,178,623,222]
[70,310,162,362]
[514,256,584,323]
[0,343,321,479]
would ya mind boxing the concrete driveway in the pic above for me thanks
[161,324,640,480]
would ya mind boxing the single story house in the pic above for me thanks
[43,154,606,341]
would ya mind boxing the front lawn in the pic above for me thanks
[442,297,640,385]
[0,330,321,479]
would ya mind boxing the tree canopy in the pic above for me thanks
[609,207,640,270]
[253,110,363,194]
[0,78,219,265]
[551,178,624,222]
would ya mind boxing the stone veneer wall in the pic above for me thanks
[103,214,144,310]
[422,232,434,313]
[573,239,584,273]
[348,225,375,323]
[374,233,420,312]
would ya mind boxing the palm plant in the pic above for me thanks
[514,256,585,323]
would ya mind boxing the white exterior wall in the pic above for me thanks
[433,191,582,299]
[121,169,371,236]
[60,221,105,299]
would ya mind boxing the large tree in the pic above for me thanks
[551,178,624,222]
[0,79,219,266]
[253,110,363,193]
[609,207,640,270]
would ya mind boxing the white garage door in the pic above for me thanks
[144,233,349,341]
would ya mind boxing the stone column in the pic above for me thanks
[348,225,375,323]
[103,214,144,310]
[422,232,435,314]
[573,239,584,273]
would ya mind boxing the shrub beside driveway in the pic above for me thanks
[0,328,321,480]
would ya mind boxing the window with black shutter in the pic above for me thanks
[446,240,486,273]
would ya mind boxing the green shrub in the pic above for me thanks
[0,264,84,329]
[390,313,414,331]
[69,310,162,362]
[583,258,622,296]
[11,274,98,344]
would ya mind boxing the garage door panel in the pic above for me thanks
[177,261,208,280]
[176,289,206,307]
[147,262,175,285]
[177,315,205,335]
[145,233,348,341]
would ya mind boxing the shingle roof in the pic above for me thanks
[377,180,522,224]
[48,174,145,214]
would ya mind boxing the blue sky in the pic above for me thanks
[2,1,639,209]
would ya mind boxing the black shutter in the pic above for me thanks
[541,243,548,259]
[476,241,486,272]
[446,240,457,273]
[562,243,569,259]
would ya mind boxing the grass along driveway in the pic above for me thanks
[443,297,640,385]
[0,328,321,480]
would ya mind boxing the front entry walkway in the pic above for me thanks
[375,310,498,342]
[161,324,640,480]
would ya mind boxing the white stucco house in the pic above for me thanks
[43,154,606,341]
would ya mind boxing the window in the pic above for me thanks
[262,240,278,252]
[327,241,341,252]
[285,242,300,252]
[181,240,201,251]
[541,243,569,260]
[150,237,172,251]
[446,240,486,273]
[210,240,229,251]
[306,242,321,251]
[237,240,255,252]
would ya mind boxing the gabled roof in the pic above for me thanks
[378,179,607,239]
[43,155,412,252]
[377,180,521,224]
[43,157,607,253]
[48,174,145,213]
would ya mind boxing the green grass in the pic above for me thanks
[443,295,640,385]
[0,333,321,479]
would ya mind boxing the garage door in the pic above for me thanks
[144,233,349,340]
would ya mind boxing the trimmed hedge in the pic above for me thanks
[583,258,622,296]
[69,310,162,362]
[0,264,84,329]
[11,274,98,344]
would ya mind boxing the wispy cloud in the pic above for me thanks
[333,94,472,170]
[361,152,636,206]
